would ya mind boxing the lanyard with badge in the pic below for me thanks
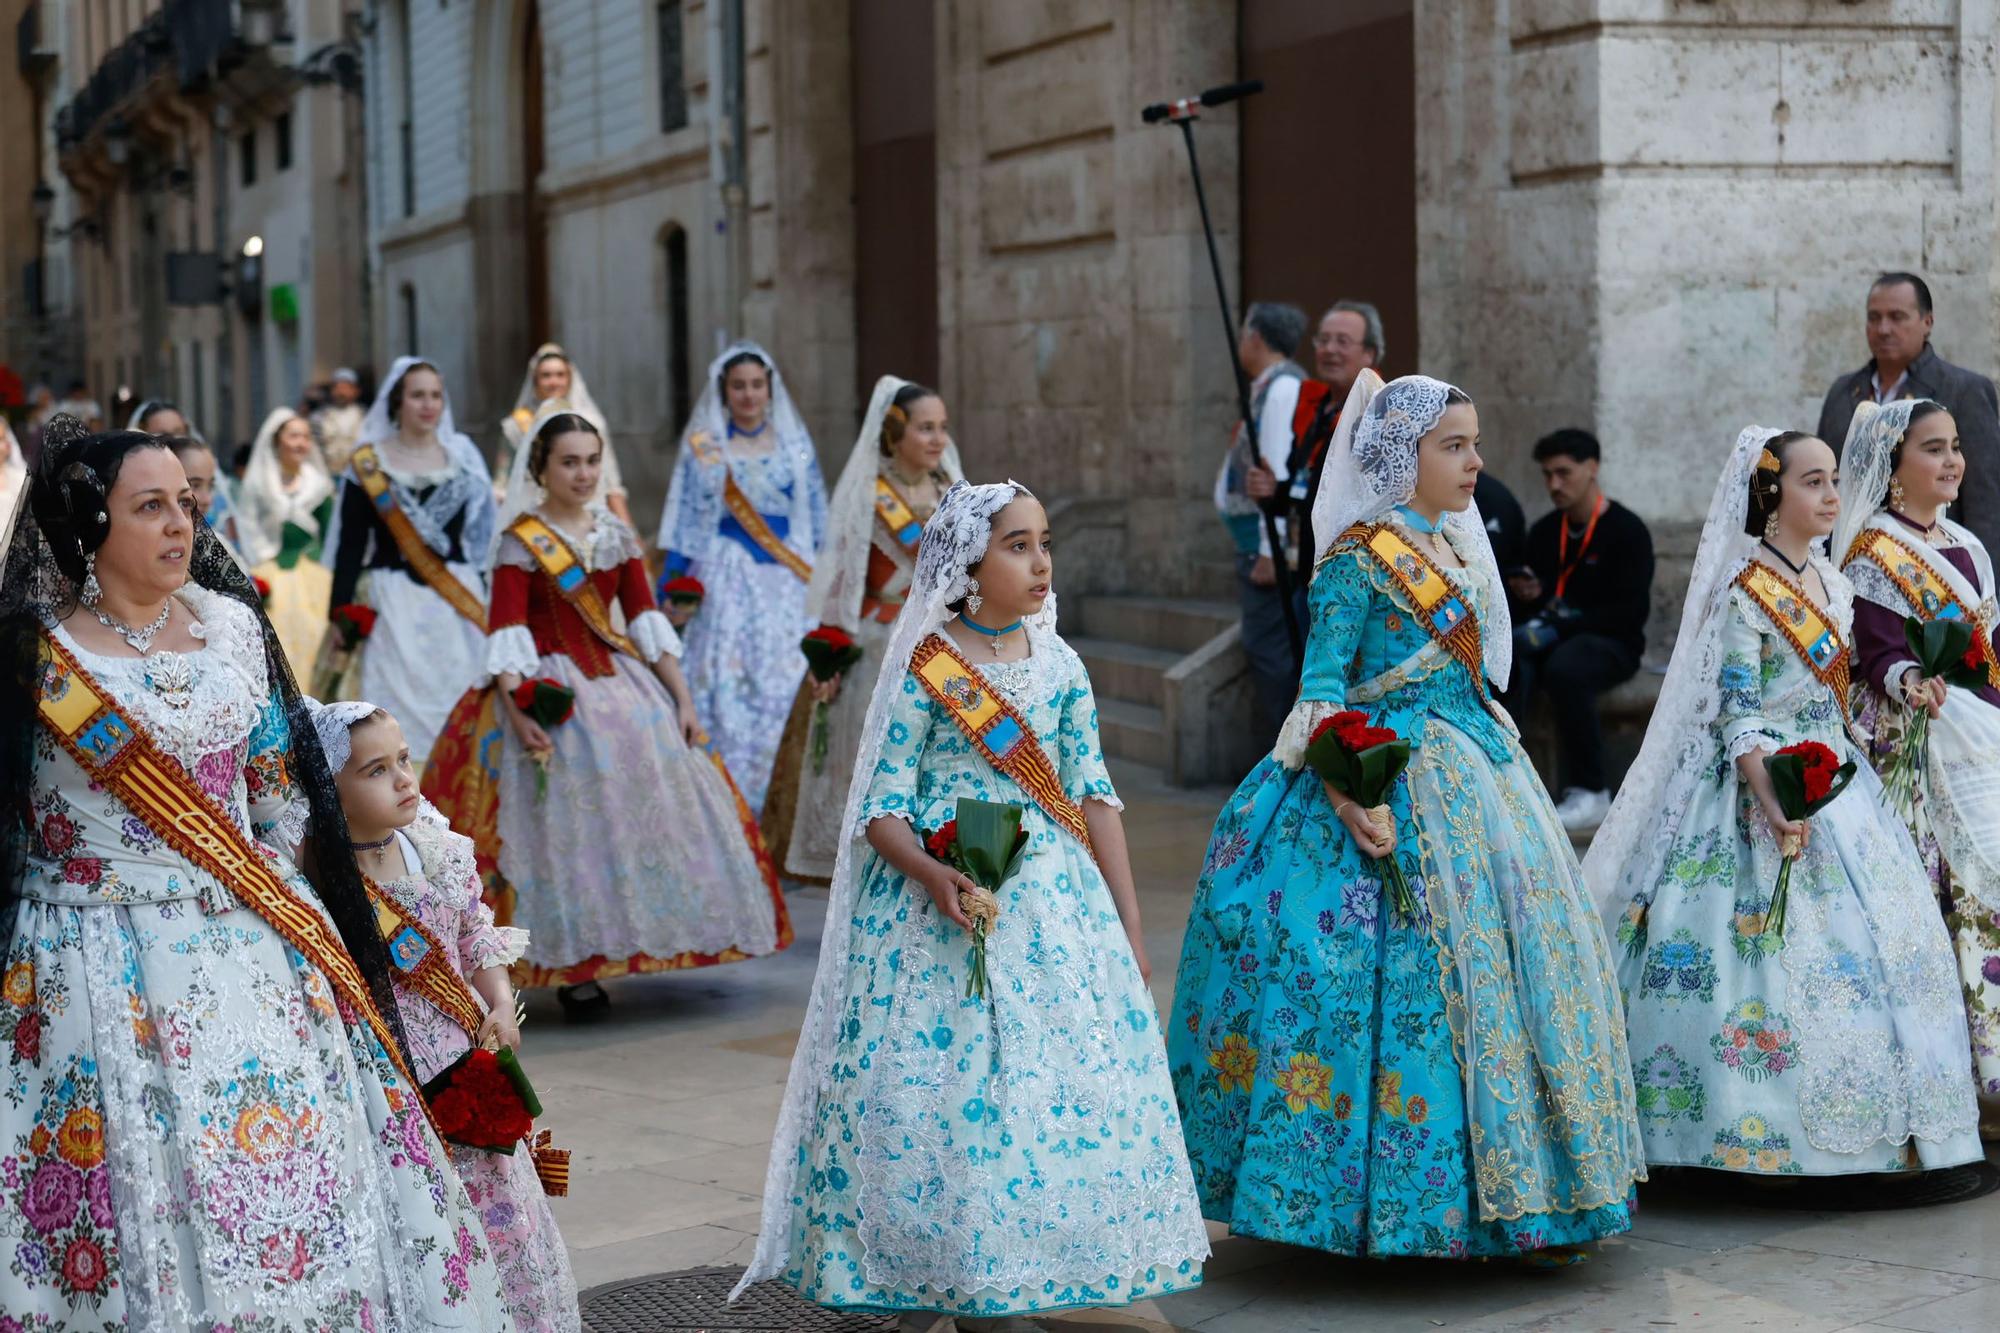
[1554,494,1607,601]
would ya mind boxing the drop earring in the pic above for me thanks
[1889,476,1906,513]
[1764,510,1780,542]
[80,552,102,607]
[964,577,983,616]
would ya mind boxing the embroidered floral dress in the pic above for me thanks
[427,506,787,989]
[1168,523,1646,1258]
[1604,557,1982,1174]
[776,631,1208,1318]
[375,806,578,1331]
[659,438,825,813]
[1845,513,2000,1135]
[0,587,510,1330]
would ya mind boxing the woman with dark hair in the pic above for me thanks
[1838,399,2000,1136]
[655,341,826,813]
[762,376,962,883]
[321,355,496,765]
[1587,426,1980,1176]
[0,418,509,1325]
[427,402,788,1018]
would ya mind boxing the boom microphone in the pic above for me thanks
[1141,79,1264,124]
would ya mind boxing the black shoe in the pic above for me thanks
[557,982,611,1021]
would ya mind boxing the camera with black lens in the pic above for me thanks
[1518,598,1581,652]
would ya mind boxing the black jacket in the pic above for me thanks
[1520,498,1653,658]
[1819,344,2000,557]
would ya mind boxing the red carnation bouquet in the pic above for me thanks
[1760,740,1857,938]
[423,1046,541,1154]
[661,575,706,609]
[252,575,272,604]
[799,626,865,773]
[923,798,1031,1001]
[329,603,377,651]
[510,677,577,799]
[1883,616,1992,811]
[1305,711,1419,922]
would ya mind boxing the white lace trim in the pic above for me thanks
[485,624,541,679]
[629,608,682,662]
[1273,699,1343,772]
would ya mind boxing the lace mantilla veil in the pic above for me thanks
[807,374,965,633]
[1582,425,1784,918]
[733,479,1048,1299]
[489,397,627,560]
[655,340,819,564]
[1312,373,1512,687]
[0,416,413,1058]
[235,406,334,567]
[1830,399,1983,566]
[319,354,496,570]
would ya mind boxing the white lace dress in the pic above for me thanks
[0,587,511,1329]
[775,631,1208,1318]
[1603,561,1982,1174]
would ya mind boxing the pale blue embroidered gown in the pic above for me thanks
[776,630,1208,1318]
[659,433,825,812]
[1168,520,1646,1258]
[1602,560,1982,1174]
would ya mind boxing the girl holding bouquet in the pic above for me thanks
[656,341,826,813]
[763,375,963,882]
[1167,374,1644,1263]
[310,699,580,1331]
[427,404,787,1018]
[736,481,1209,1330]
[1585,425,1980,1175]
[1837,399,2000,1136]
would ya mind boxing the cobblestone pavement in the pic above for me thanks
[532,762,2000,1333]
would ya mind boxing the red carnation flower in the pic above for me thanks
[803,626,857,652]
[252,575,272,602]
[330,603,377,650]
[662,575,706,601]
[925,820,959,860]
[1965,643,1988,675]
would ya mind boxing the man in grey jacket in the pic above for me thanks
[1819,271,2000,554]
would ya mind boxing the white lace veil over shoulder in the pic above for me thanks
[322,354,495,569]
[1309,367,1384,566]
[1582,425,1780,918]
[733,478,1043,1299]
[236,407,333,566]
[807,375,965,632]
[490,398,624,560]
[1833,399,1929,564]
[511,342,607,427]
[1314,373,1512,686]
[655,340,819,561]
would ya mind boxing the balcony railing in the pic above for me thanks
[55,0,247,152]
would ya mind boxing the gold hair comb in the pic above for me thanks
[1756,448,1781,473]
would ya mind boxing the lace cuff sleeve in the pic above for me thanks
[1273,699,1346,772]
[485,624,541,679]
[629,608,683,663]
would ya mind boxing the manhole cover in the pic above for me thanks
[580,1266,896,1331]
[1648,1160,2000,1212]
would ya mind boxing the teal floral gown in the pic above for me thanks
[1168,522,1646,1258]
[1598,560,1981,1174]
[777,630,1208,1317]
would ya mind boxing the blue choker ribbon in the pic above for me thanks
[1395,504,1447,534]
[727,419,770,439]
[960,615,1024,639]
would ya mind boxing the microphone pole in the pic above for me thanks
[1141,79,1300,659]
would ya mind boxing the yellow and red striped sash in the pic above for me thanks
[34,630,435,1130]
[367,879,488,1040]
[874,477,925,562]
[508,513,639,659]
[349,445,487,628]
[1844,526,2000,689]
[1337,522,1486,683]
[1736,561,1852,718]
[909,634,1096,856]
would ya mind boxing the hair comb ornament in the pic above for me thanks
[1756,448,1782,473]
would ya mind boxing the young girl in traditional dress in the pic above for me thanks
[1168,374,1645,1263]
[736,481,1208,1332]
[426,404,788,1017]
[1586,425,1981,1175]
[322,356,496,765]
[763,376,963,882]
[1837,399,2000,1137]
[497,343,632,525]
[312,699,580,1331]
[236,407,335,674]
[656,341,826,813]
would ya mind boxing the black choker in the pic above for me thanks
[350,833,395,853]
[1759,540,1809,577]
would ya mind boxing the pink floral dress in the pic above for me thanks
[0,586,511,1330]
[377,806,579,1332]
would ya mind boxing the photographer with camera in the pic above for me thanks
[1503,429,1654,832]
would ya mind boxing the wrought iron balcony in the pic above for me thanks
[54,0,247,153]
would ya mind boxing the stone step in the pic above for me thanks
[1067,635,1181,709]
[1098,696,1168,768]
[1075,596,1237,656]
